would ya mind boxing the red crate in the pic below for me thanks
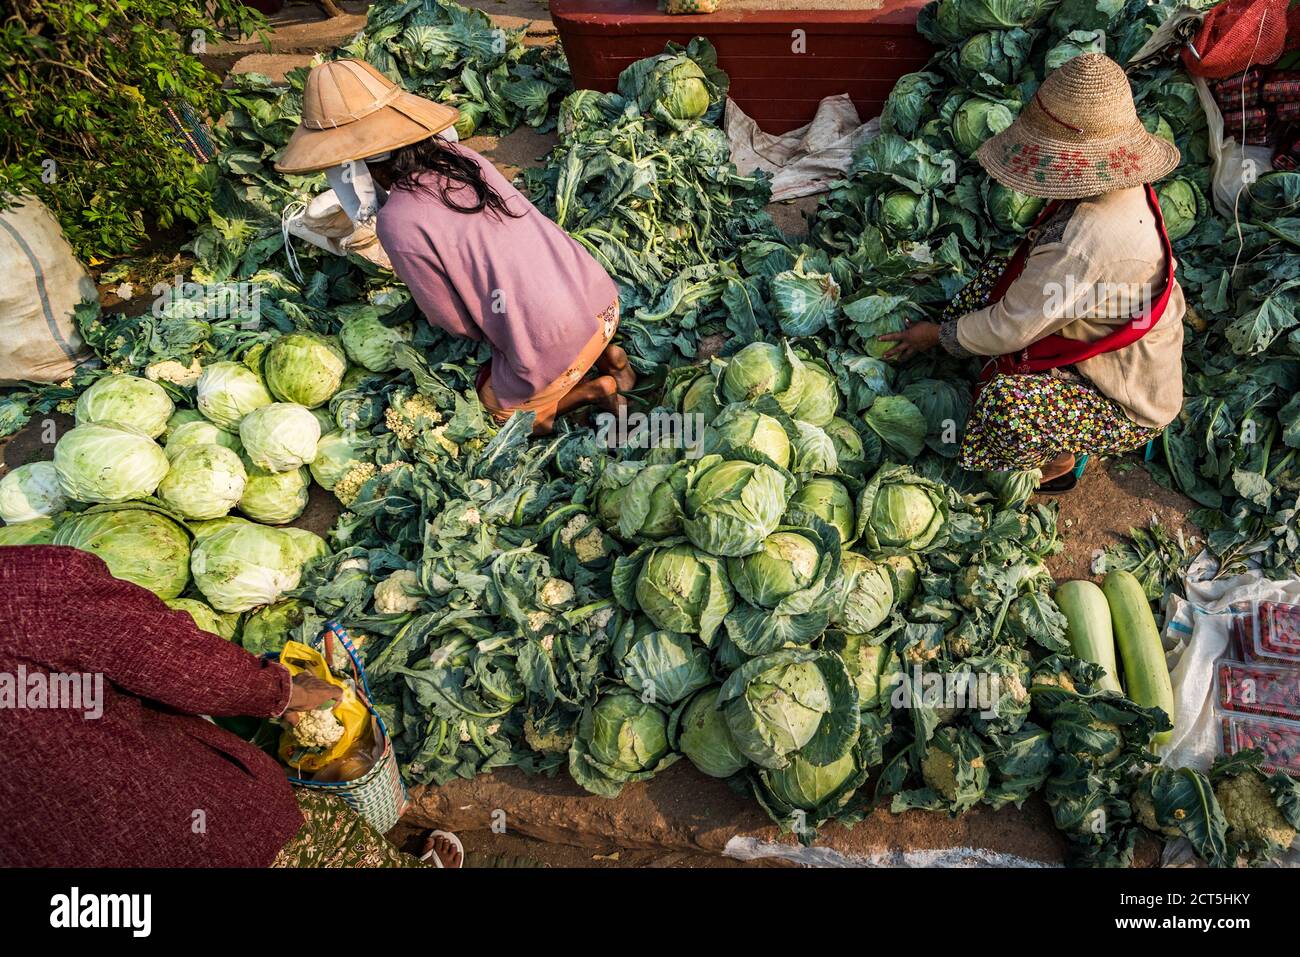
[550,0,935,133]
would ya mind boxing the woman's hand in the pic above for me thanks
[285,673,341,723]
[879,321,941,362]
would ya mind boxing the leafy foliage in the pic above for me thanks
[0,0,267,256]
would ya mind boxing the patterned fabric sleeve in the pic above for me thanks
[40,550,293,718]
[939,319,974,357]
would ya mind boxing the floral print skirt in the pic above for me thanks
[270,791,426,868]
[946,259,1161,472]
[959,374,1161,471]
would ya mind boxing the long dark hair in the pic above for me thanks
[381,136,523,219]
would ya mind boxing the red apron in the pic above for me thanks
[976,184,1174,387]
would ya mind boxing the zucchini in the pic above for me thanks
[1102,569,1175,746]
[1054,580,1121,694]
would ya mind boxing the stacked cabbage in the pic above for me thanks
[2,351,355,641]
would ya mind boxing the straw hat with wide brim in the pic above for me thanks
[975,53,1180,200]
[275,59,460,174]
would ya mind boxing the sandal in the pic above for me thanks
[419,829,464,869]
[1036,471,1078,495]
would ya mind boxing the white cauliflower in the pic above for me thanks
[589,606,615,633]
[292,708,345,750]
[373,569,423,614]
[538,577,575,608]
[145,358,203,387]
[338,557,370,574]
[559,513,607,563]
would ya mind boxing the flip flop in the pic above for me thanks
[1036,471,1079,495]
[419,829,464,869]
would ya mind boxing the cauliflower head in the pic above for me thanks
[334,461,378,506]
[292,708,346,750]
[373,568,423,614]
[1216,773,1297,850]
[1131,785,1181,838]
[538,577,575,608]
[921,745,960,801]
[145,358,203,387]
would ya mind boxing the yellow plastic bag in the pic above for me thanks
[662,0,721,13]
[277,640,370,773]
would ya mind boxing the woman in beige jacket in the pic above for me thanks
[881,54,1184,492]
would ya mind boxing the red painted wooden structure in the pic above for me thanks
[550,0,935,133]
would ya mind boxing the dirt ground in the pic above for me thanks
[2,0,1200,868]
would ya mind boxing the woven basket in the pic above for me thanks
[287,621,408,834]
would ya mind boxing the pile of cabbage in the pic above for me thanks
[0,315,418,638]
[0,3,1235,865]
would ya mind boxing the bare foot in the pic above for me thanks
[421,832,463,868]
[596,344,637,393]
[556,374,617,416]
[1038,452,1076,483]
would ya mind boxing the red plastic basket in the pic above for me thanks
[550,0,934,133]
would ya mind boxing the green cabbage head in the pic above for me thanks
[856,466,947,553]
[162,408,205,440]
[239,403,320,472]
[52,504,191,599]
[684,457,791,557]
[262,332,347,408]
[53,424,170,504]
[282,527,328,569]
[878,190,938,239]
[164,597,239,640]
[721,653,833,769]
[157,445,247,520]
[586,691,671,773]
[619,628,712,705]
[833,551,895,634]
[0,517,58,546]
[679,372,722,424]
[677,686,748,778]
[789,359,840,427]
[634,543,733,641]
[1157,177,1204,242]
[75,374,174,438]
[720,341,807,415]
[824,418,866,470]
[987,182,1045,234]
[951,96,1015,156]
[619,52,711,125]
[0,462,68,523]
[239,464,310,525]
[700,405,791,469]
[787,477,855,545]
[195,362,274,429]
[764,750,858,811]
[727,529,821,609]
[190,522,303,612]
[339,312,413,373]
[241,599,309,656]
[790,421,839,476]
[164,419,243,461]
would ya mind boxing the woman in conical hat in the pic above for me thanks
[879,54,1185,493]
[277,59,633,434]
